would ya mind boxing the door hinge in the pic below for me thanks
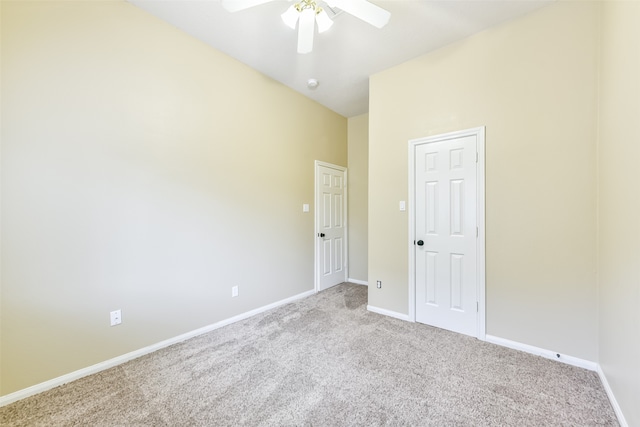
[477,301,479,312]
[476,152,479,163]
[476,226,479,237]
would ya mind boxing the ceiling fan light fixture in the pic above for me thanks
[222,0,390,54]
[315,9,333,33]
[297,8,315,54]
[281,4,299,29]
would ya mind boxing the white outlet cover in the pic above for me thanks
[232,286,239,297]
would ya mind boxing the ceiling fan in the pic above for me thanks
[221,0,391,54]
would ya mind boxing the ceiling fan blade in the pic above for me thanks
[326,0,390,28]
[221,0,277,13]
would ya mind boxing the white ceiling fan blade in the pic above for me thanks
[326,0,390,28]
[297,8,315,54]
[221,0,277,13]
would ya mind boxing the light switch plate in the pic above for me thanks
[110,309,122,326]
[303,204,309,212]
[399,201,406,211]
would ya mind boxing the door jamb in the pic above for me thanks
[314,160,348,293]
[407,127,486,339]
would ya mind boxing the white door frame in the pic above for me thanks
[314,160,348,293]
[408,127,486,339]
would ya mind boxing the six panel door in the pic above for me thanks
[414,135,478,336]
[318,164,346,291]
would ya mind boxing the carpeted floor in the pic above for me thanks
[0,283,618,426]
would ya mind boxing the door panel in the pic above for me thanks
[424,251,437,305]
[415,135,477,336]
[317,164,347,291]
[334,237,343,273]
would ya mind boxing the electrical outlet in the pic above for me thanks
[232,286,239,297]
[110,309,122,326]
[376,280,382,289]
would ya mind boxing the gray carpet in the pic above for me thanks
[0,283,617,426]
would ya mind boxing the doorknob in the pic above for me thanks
[319,233,325,238]
[416,240,424,246]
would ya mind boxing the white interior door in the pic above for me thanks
[315,162,347,291]
[412,130,481,337]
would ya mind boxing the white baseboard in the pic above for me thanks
[597,364,629,427]
[367,305,411,322]
[477,336,628,426]
[0,288,316,408]
[347,278,368,286]
[484,335,597,371]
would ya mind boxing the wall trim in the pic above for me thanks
[485,334,597,371]
[0,288,316,408]
[597,365,629,427]
[486,336,628,426]
[347,278,368,286]
[367,305,411,322]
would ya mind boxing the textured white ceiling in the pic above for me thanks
[128,0,552,117]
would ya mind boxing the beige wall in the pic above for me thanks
[347,114,368,282]
[0,0,3,393]
[0,0,346,395]
[598,2,640,425]
[369,2,599,360]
